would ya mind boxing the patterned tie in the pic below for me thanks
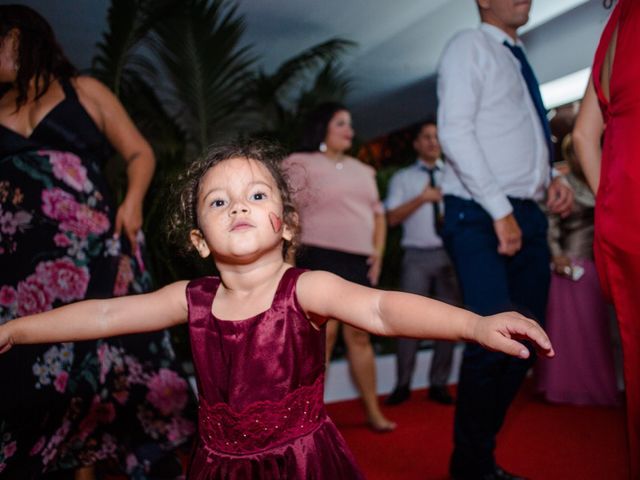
[422,165,442,235]
[503,41,554,166]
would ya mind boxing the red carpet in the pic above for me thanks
[326,380,630,479]
[104,381,629,479]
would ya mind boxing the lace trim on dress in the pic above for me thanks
[198,375,327,456]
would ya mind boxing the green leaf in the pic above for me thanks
[150,0,256,154]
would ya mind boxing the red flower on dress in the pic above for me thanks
[41,188,78,221]
[29,436,46,456]
[3,441,16,460]
[146,369,189,416]
[166,416,195,443]
[46,151,89,192]
[113,256,134,296]
[53,371,69,393]
[35,258,90,303]
[0,285,17,306]
[16,275,53,316]
[53,233,72,247]
[77,396,117,441]
[59,204,110,239]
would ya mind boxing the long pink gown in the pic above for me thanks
[185,267,364,479]
[537,175,619,407]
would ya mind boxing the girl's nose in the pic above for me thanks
[229,202,250,215]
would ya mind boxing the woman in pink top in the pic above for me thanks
[282,102,395,432]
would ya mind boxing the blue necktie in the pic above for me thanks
[503,41,554,166]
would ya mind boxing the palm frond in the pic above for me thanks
[245,38,355,134]
[297,61,353,114]
[120,72,187,165]
[92,0,177,95]
[268,38,356,96]
[150,0,256,154]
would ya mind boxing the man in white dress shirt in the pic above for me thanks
[384,120,460,407]
[437,1,572,479]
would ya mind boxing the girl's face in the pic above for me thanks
[324,110,354,154]
[0,29,19,84]
[190,157,293,264]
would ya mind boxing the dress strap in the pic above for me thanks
[272,267,307,307]
[186,277,219,325]
[58,77,78,100]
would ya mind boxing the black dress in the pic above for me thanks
[0,78,195,478]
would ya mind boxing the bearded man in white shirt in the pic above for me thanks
[437,1,573,479]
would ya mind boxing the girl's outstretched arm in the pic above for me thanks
[0,281,190,354]
[296,271,553,360]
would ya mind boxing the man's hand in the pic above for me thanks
[547,177,574,218]
[493,213,522,256]
[420,185,443,203]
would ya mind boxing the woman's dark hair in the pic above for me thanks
[0,4,77,108]
[167,140,300,258]
[298,102,349,152]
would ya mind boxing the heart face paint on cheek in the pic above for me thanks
[269,212,283,233]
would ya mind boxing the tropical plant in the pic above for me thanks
[149,0,255,155]
[92,0,167,95]
[93,0,357,286]
[246,39,355,149]
[92,0,258,285]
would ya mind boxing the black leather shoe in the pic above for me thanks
[451,466,528,480]
[384,386,410,405]
[428,385,454,405]
[490,466,528,480]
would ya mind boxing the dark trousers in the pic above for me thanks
[394,247,459,389]
[442,195,550,476]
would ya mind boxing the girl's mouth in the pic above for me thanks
[230,221,254,232]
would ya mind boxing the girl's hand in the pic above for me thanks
[367,253,382,286]
[114,197,143,252]
[0,326,13,355]
[469,312,554,359]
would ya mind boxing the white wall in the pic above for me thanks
[325,344,464,403]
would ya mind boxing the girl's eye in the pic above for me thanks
[210,199,226,208]
[251,192,267,201]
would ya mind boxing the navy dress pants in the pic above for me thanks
[442,195,550,476]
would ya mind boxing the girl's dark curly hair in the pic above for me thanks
[0,4,77,109]
[167,140,300,258]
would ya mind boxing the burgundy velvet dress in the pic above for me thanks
[185,267,364,479]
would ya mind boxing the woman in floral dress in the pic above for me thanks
[0,5,194,479]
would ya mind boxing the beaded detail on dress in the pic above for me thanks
[198,375,326,455]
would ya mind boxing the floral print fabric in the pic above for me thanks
[0,149,195,478]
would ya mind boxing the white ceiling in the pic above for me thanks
[19,0,612,139]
